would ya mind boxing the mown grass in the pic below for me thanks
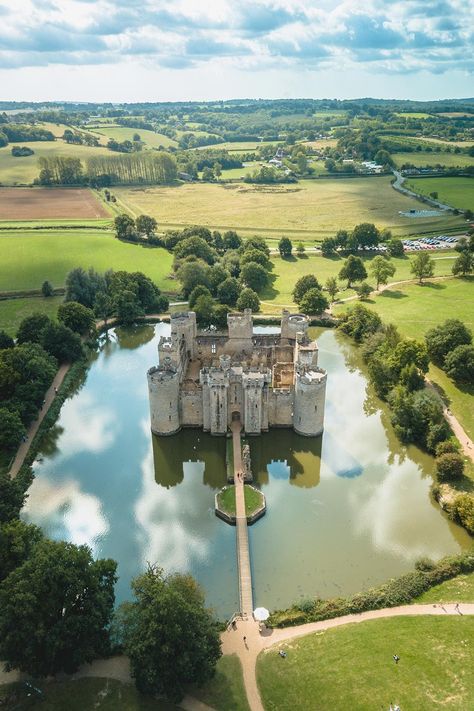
[415,572,474,604]
[190,654,250,711]
[216,485,263,517]
[257,616,474,711]
[405,176,474,211]
[0,141,112,185]
[0,229,175,292]
[0,295,62,336]
[333,276,474,440]
[0,678,179,710]
[86,125,178,149]
[261,250,458,309]
[393,152,474,168]
[115,177,465,240]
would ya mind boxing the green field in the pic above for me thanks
[216,485,263,517]
[393,151,474,168]
[87,125,178,149]
[257,616,474,711]
[262,251,458,309]
[404,177,474,211]
[0,230,175,293]
[0,141,112,185]
[415,572,474,604]
[0,295,62,336]
[197,141,279,152]
[115,178,465,240]
[333,276,474,439]
[395,112,433,119]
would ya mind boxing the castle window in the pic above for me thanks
[315,405,317,412]
[211,343,216,354]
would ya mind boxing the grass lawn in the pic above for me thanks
[0,230,176,293]
[395,112,433,119]
[393,152,474,168]
[257,616,474,711]
[196,141,279,152]
[404,176,474,211]
[0,295,62,336]
[190,654,250,711]
[0,141,112,185]
[333,276,474,440]
[415,572,474,603]
[261,250,458,311]
[115,177,465,241]
[0,678,178,710]
[87,125,178,149]
[216,485,263,517]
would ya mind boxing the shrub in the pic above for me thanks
[435,439,460,457]
[451,494,474,534]
[299,288,329,315]
[292,274,321,305]
[236,288,260,312]
[436,452,465,481]
[415,557,436,572]
[41,280,54,297]
[189,285,212,309]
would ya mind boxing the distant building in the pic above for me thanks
[147,310,327,437]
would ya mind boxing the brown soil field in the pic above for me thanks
[0,188,110,220]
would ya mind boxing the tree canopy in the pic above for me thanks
[0,540,117,677]
[116,566,221,702]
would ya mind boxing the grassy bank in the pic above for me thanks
[257,616,474,711]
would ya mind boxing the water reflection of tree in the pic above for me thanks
[151,431,226,489]
[249,430,322,489]
[114,325,156,350]
[37,423,65,458]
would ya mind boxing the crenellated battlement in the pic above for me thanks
[147,309,327,437]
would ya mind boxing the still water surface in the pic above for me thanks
[23,324,471,618]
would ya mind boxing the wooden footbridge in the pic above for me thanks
[231,419,254,616]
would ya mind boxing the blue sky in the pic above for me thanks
[0,0,472,102]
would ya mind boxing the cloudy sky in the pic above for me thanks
[0,0,473,102]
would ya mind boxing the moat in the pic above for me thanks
[22,323,471,618]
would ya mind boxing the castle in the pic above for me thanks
[147,309,327,437]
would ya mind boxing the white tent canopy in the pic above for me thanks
[253,607,270,621]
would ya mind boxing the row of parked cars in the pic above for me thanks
[402,235,459,251]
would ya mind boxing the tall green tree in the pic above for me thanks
[240,262,269,293]
[114,214,136,241]
[0,520,43,583]
[292,274,321,305]
[425,319,472,364]
[338,255,368,288]
[452,251,473,276]
[0,540,117,677]
[0,407,25,450]
[325,276,339,303]
[299,288,329,314]
[410,252,434,283]
[236,288,260,312]
[278,237,293,258]
[369,255,396,289]
[58,302,95,335]
[217,277,240,306]
[136,214,157,238]
[116,566,221,702]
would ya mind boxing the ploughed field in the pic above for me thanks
[0,187,110,220]
[115,177,465,240]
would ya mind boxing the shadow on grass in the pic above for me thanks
[380,290,408,299]
[422,281,447,290]
[280,255,298,263]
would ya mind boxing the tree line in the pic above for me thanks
[36,151,178,186]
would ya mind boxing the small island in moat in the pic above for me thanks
[215,484,266,525]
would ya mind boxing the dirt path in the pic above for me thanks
[221,602,474,711]
[8,362,71,479]
[426,379,474,462]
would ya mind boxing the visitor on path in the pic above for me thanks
[393,654,400,664]
[243,636,247,646]
[279,650,287,658]
[232,620,237,630]
[455,603,462,615]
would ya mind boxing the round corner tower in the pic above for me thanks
[147,357,180,435]
[293,367,327,437]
